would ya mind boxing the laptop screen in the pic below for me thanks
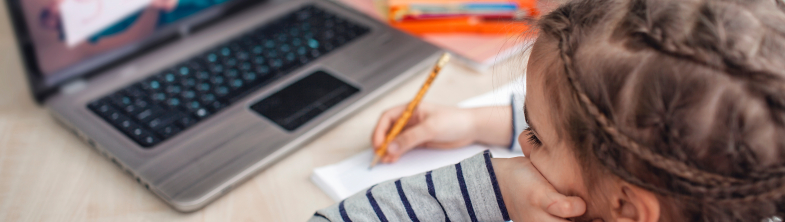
[13,0,245,96]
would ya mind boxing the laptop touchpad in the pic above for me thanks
[250,71,359,131]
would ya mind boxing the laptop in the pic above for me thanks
[5,0,440,211]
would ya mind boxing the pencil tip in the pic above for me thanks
[369,155,380,170]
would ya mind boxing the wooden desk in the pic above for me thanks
[0,3,523,221]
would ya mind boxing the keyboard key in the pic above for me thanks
[224,58,237,67]
[214,85,230,97]
[230,79,244,89]
[121,103,140,115]
[178,116,197,128]
[131,127,146,137]
[196,70,211,80]
[307,39,319,49]
[256,65,270,75]
[156,125,182,139]
[206,53,218,62]
[181,90,197,100]
[185,100,202,112]
[210,76,224,85]
[88,100,114,117]
[151,92,167,102]
[200,93,216,103]
[124,84,148,98]
[166,85,182,95]
[240,62,252,71]
[178,66,191,76]
[205,101,225,112]
[237,52,249,61]
[142,79,162,91]
[148,111,184,129]
[111,94,133,107]
[196,82,211,92]
[135,106,165,122]
[210,64,224,74]
[182,77,197,88]
[243,72,257,82]
[139,134,160,147]
[134,98,150,110]
[220,47,231,57]
[162,72,178,83]
[194,108,210,119]
[108,110,127,123]
[224,69,239,79]
[166,98,181,108]
[117,119,138,133]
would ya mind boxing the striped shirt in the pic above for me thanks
[309,150,511,222]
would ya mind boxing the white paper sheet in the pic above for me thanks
[59,0,152,47]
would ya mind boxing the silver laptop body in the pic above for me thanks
[8,0,440,211]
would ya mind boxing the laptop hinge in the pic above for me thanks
[61,79,88,95]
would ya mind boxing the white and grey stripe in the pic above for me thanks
[310,150,508,222]
[510,93,528,154]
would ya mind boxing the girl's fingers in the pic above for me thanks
[539,190,586,218]
[384,123,436,160]
[372,106,406,148]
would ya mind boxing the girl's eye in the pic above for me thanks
[524,127,542,147]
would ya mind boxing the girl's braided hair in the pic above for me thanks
[535,0,785,220]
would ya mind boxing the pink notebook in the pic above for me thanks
[337,0,534,71]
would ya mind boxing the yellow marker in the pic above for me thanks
[370,52,451,169]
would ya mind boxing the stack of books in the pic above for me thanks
[388,0,538,35]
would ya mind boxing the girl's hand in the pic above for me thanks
[372,103,476,163]
[372,103,513,163]
[493,157,587,221]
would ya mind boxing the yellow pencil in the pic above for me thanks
[370,52,451,169]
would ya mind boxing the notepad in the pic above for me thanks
[311,81,523,201]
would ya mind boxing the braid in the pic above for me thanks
[547,0,785,209]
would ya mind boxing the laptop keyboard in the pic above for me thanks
[87,5,369,148]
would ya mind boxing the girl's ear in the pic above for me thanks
[611,183,660,222]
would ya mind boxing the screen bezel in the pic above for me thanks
[4,0,263,103]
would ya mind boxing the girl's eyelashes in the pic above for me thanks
[524,127,542,147]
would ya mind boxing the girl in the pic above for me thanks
[312,0,785,221]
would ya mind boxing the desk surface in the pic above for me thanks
[0,2,523,221]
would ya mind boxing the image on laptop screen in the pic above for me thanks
[19,0,232,77]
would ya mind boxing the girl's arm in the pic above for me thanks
[310,150,510,222]
[310,150,587,222]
